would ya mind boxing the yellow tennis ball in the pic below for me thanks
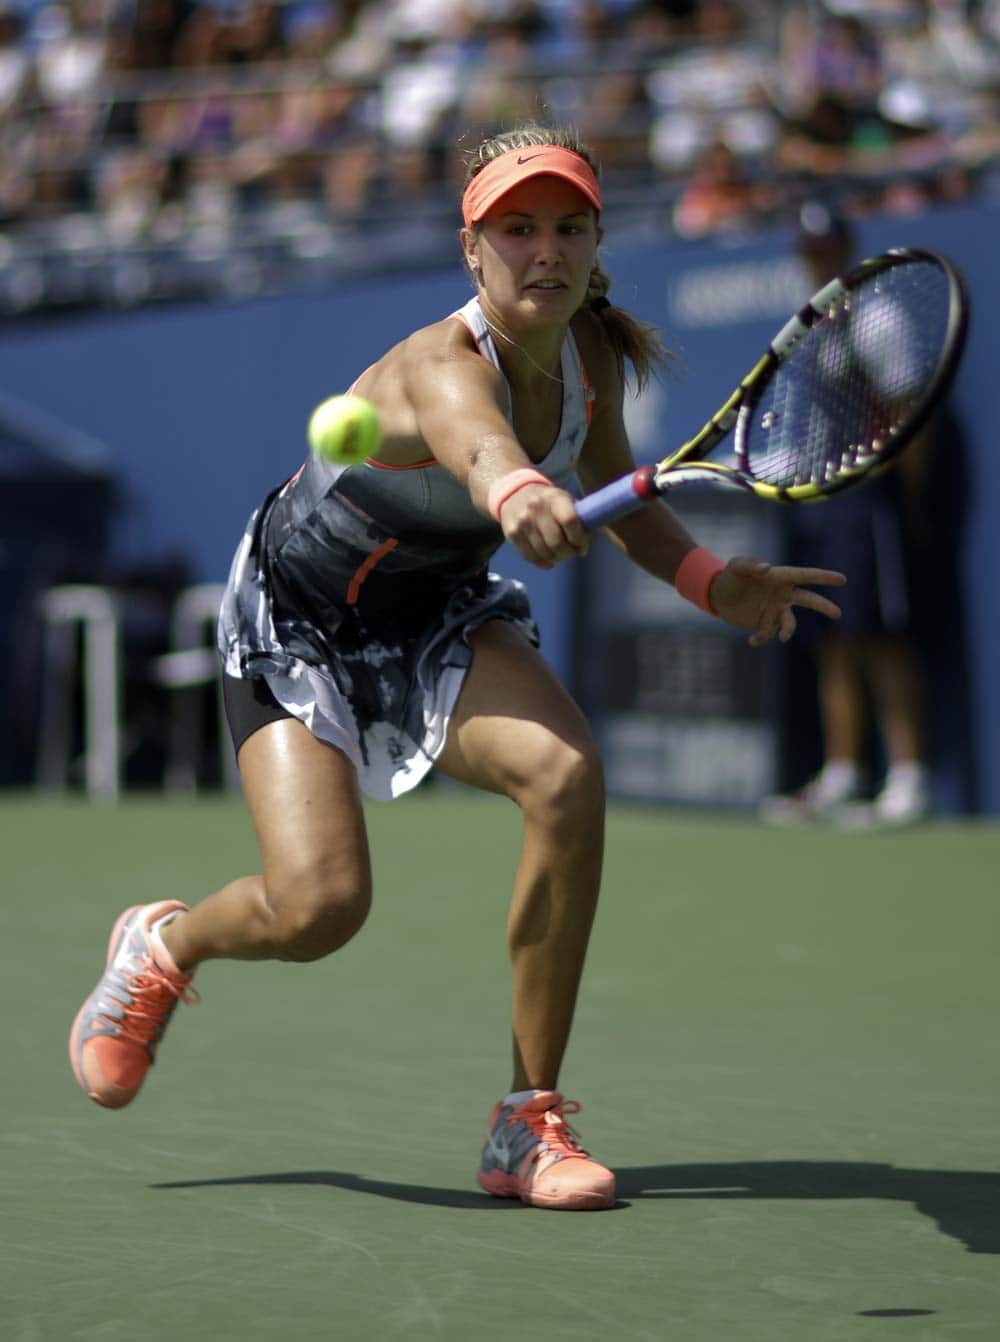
[307,394,381,466]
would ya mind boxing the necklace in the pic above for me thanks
[483,317,564,387]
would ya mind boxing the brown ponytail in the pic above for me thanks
[585,257,671,394]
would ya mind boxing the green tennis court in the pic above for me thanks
[3,791,998,1340]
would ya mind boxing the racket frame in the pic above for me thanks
[575,247,968,531]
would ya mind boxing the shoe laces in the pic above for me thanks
[109,955,199,1048]
[507,1097,590,1164]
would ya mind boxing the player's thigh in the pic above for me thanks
[237,717,372,903]
[436,619,602,806]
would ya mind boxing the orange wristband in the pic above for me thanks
[487,468,554,522]
[674,546,725,615]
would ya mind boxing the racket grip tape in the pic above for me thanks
[576,465,658,531]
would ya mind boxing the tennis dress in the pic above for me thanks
[218,295,593,799]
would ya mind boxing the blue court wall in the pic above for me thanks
[1,200,997,810]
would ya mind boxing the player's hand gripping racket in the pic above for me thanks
[576,247,968,530]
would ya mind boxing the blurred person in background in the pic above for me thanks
[672,136,774,238]
[761,202,934,828]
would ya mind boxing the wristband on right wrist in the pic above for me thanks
[674,546,725,615]
[486,468,553,523]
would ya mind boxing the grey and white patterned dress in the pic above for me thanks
[218,296,593,800]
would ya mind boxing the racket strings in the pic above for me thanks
[741,261,952,489]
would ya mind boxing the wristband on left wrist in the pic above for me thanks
[674,546,725,615]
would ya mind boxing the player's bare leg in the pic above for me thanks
[71,718,371,1108]
[161,720,372,968]
[437,620,614,1209]
[436,620,604,1090]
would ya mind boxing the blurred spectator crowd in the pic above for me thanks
[0,0,998,315]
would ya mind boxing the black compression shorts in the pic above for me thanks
[222,673,293,757]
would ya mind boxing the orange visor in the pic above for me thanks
[461,146,602,228]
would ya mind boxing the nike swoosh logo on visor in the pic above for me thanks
[517,155,544,164]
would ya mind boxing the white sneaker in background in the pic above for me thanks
[834,762,932,830]
[759,761,865,825]
[874,761,932,824]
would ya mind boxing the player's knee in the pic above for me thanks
[519,733,605,828]
[264,860,372,962]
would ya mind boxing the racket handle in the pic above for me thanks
[576,465,658,531]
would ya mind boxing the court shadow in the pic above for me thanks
[153,1160,999,1248]
[151,1169,514,1211]
[615,1161,1000,1254]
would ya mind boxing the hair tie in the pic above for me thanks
[590,297,611,314]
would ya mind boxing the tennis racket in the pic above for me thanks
[576,247,968,531]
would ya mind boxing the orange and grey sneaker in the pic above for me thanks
[69,900,198,1109]
[477,1091,615,1211]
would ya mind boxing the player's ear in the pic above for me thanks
[460,228,480,281]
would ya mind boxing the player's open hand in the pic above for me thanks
[709,556,846,647]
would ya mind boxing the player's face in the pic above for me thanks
[469,177,599,326]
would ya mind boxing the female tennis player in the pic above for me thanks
[70,124,845,1211]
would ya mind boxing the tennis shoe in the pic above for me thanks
[477,1091,615,1210]
[69,900,198,1109]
